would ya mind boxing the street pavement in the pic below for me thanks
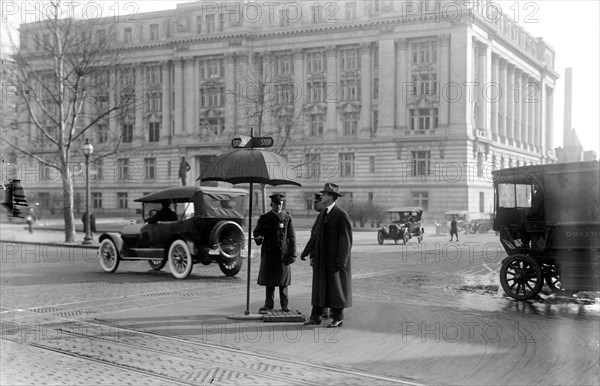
[1,222,599,385]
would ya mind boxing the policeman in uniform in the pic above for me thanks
[253,193,297,313]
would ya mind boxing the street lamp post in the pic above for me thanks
[82,139,94,245]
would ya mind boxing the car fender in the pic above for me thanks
[98,233,125,255]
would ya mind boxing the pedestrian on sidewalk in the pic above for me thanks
[253,193,297,314]
[300,193,329,321]
[178,156,191,186]
[304,183,352,328]
[450,216,459,242]
[26,208,36,234]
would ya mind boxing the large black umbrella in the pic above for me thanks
[200,146,301,316]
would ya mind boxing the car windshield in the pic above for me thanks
[390,211,421,223]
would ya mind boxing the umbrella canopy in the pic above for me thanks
[199,149,301,186]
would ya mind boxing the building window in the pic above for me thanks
[373,111,378,135]
[92,192,102,209]
[368,192,374,202]
[341,81,359,100]
[411,41,438,64]
[149,24,159,40]
[409,108,438,131]
[339,49,359,71]
[412,73,438,97]
[167,160,172,177]
[117,192,128,209]
[339,153,355,177]
[219,13,225,31]
[147,93,161,112]
[200,84,225,107]
[369,156,375,172]
[310,114,324,136]
[306,52,324,73]
[122,123,133,143]
[304,153,320,180]
[94,159,103,181]
[477,152,483,177]
[117,158,130,181]
[196,16,202,32]
[345,2,357,20]
[273,54,292,75]
[97,123,108,144]
[206,14,215,33]
[201,118,225,136]
[144,158,156,179]
[479,192,485,212]
[123,27,132,43]
[343,112,359,136]
[373,77,379,99]
[148,122,160,142]
[146,65,161,84]
[412,191,429,211]
[412,151,430,176]
[307,81,325,103]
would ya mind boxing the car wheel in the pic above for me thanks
[499,254,543,300]
[478,225,489,234]
[168,239,193,279]
[543,264,561,292]
[148,258,167,271]
[377,231,384,245]
[418,234,423,244]
[403,231,409,245]
[219,256,243,276]
[98,239,120,273]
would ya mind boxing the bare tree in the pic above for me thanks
[239,49,309,212]
[1,1,136,242]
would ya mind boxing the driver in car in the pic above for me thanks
[148,201,178,224]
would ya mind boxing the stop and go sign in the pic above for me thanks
[231,137,274,148]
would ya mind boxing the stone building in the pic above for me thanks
[12,0,558,220]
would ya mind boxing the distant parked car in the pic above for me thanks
[468,213,495,234]
[97,186,247,279]
[435,210,470,235]
[377,207,424,245]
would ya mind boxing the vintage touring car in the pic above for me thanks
[97,186,247,279]
[377,207,424,245]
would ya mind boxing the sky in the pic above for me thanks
[2,0,599,155]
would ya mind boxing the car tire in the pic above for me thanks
[168,239,193,279]
[148,258,167,271]
[478,225,489,234]
[499,254,543,300]
[98,239,120,273]
[377,231,384,245]
[219,256,243,277]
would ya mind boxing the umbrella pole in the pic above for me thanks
[245,182,253,315]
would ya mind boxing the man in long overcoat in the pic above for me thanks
[253,194,297,313]
[305,183,352,328]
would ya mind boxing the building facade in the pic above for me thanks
[12,0,558,220]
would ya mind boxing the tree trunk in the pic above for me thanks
[61,167,76,242]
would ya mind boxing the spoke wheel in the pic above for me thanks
[403,231,409,245]
[168,239,193,279]
[500,254,543,300]
[98,239,120,273]
[377,231,384,245]
[479,225,489,234]
[543,264,562,292]
[219,255,243,276]
[148,258,167,271]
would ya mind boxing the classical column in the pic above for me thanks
[135,64,145,141]
[545,85,554,149]
[498,59,507,141]
[477,42,487,132]
[183,57,195,134]
[325,46,337,140]
[193,58,200,137]
[225,53,237,136]
[292,49,304,139]
[513,68,522,147]
[161,61,171,141]
[490,54,499,140]
[534,80,541,151]
[359,42,372,139]
[527,76,536,148]
[437,35,449,129]
[520,72,529,147]
[506,64,514,145]
[174,58,184,135]
[378,39,395,136]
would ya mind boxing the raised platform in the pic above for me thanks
[263,309,305,323]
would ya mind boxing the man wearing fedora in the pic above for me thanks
[253,193,297,314]
[304,183,353,328]
[300,193,329,320]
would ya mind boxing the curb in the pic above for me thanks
[0,239,99,249]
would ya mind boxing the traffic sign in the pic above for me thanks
[231,136,274,148]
